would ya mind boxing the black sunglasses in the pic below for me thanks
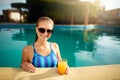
[38,28,53,34]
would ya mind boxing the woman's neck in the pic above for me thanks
[35,39,48,46]
[34,40,50,50]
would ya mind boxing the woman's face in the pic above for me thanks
[36,21,53,41]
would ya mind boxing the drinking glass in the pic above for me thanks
[58,59,67,74]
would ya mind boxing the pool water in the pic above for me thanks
[0,24,120,67]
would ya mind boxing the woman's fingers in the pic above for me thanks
[27,63,36,72]
[65,66,69,75]
[21,62,35,73]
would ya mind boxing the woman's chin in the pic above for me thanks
[42,37,48,41]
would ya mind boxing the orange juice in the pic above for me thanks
[58,61,67,74]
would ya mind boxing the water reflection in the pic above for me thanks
[0,28,27,67]
[74,26,120,66]
[10,26,120,67]
[12,28,26,40]
[83,28,98,51]
[49,27,99,66]
[12,28,36,45]
[0,25,120,67]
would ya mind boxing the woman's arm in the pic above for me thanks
[52,43,62,61]
[52,43,69,74]
[21,46,35,73]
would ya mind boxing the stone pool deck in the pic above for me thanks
[0,64,120,80]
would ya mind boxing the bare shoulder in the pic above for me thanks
[50,42,60,54]
[51,42,59,49]
[50,42,62,60]
[22,45,33,63]
[22,45,33,53]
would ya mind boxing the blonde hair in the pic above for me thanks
[36,16,54,27]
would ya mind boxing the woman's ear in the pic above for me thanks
[35,27,37,31]
[35,27,38,33]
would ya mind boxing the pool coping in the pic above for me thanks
[0,64,120,80]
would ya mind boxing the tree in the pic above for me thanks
[11,3,28,23]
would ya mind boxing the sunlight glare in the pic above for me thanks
[10,12,20,21]
[80,0,95,3]
[80,0,120,10]
[99,0,118,10]
[99,0,111,10]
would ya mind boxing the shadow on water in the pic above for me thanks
[12,28,36,45]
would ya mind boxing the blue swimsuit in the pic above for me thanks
[32,44,58,67]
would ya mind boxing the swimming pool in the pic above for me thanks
[0,24,120,67]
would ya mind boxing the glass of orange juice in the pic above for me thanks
[58,59,67,74]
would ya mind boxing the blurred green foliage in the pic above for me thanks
[26,0,100,24]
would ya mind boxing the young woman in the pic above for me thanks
[21,16,69,74]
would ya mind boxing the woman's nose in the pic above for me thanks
[44,31,48,36]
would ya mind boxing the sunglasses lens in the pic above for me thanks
[38,28,45,33]
[47,30,53,33]
[38,28,53,34]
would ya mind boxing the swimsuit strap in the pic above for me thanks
[49,43,53,50]
[32,44,36,53]
[32,43,52,53]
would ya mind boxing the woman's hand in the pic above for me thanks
[21,62,36,73]
[65,65,69,74]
